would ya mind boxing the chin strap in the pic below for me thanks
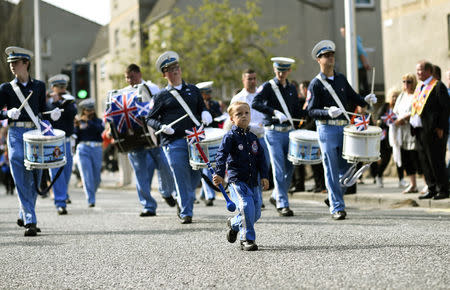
[340,163,372,187]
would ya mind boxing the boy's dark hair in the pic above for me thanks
[126,64,141,73]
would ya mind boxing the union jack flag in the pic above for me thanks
[40,119,55,136]
[381,109,397,125]
[136,102,150,117]
[354,114,370,131]
[104,90,143,133]
[185,125,205,144]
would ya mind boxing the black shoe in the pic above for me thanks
[288,186,304,194]
[140,210,156,217]
[66,198,72,204]
[24,224,37,237]
[17,218,24,227]
[324,198,330,207]
[18,220,40,232]
[180,216,192,224]
[163,196,177,207]
[418,191,436,200]
[307,187,315,192]
[226,218,238,243]
[57,207,68,215]
[88,203,95,208]
[269,197,276,207]
[344,184,357,195]
[261,203,265,209]
[277,207,294,217]
[332,211,347,220]
[433,193,449,200]
[204,199,214,206]
[240,240,258,251]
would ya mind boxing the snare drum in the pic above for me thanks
[188,128,226,170]
[23,129,66,170]
[287,129,322,165]
[342,125,381,163]
[105,88,159,153]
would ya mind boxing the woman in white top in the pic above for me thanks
[392,73,421,193]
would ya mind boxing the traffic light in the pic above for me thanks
[72,62,90,99]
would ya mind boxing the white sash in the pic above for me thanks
[269,79,294,127]
[315,74,351,122]
[169,89,200,126]
[9,80,40,128]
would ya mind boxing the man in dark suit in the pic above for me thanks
[412,61,449,200]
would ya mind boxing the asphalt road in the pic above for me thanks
[1,186,449,289]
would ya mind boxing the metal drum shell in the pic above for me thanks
[342,125,382,163]
[188,128,226,170]
[23,129,67,170]
[287,129,322,165]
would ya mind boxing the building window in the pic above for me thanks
[41,37,51,58]
[100,61,106,81]
[448,14,450,51]
[130,20,136,48]
[356,0,374,8]
[114,29,120,46]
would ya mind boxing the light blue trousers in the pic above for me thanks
[229,181,262,241]
[316,123,351,214]
[128,147,176,212]
[264,130,293,208]
[50,140,72,208]
[163,138,201,218]
[76,144,102,205]
[8,127,40,225]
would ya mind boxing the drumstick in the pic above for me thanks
[324,107,363,117]
[371,67,375,95]
[155,113,189,135]
[42,109,65,115]
[18,91,33,112]
[272,117,305,122]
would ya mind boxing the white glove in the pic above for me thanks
[7,108,20,120]
[364,93,377,104]
[201,111,213,126]
[274,110,288,123]
[50,107,62,121]
[328,106,343,118]
[161,124,175,135]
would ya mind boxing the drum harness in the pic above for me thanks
[315,75,371,187]
[10,81,65,195]
[139,83,159,146]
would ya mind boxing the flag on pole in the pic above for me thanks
[39,119,55,136]
[185,125,205,144]
[354,114,370,131]
[381,109,397,125]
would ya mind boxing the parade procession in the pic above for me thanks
[1,0,450,288]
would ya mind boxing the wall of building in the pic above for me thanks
[381,0,450,91]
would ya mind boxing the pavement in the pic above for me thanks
[2,171,450,289]
[99,171,450,210]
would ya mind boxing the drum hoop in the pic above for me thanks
[24,157,67,170]
[23,129,66,142]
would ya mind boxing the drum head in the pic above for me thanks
[23,129,66,141]
[344,125,382,135]
[289,129,318,141]
[203,128,226,142]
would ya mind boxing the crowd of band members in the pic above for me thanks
[1,43,449,240]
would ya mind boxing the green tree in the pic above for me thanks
[142,0,287,99]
